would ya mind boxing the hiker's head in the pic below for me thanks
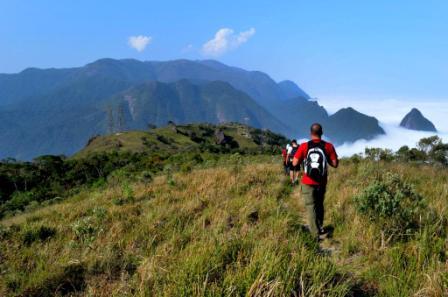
[310,123,323,138]
[291,139,298,147]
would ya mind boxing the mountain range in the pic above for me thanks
[0,58,385,160]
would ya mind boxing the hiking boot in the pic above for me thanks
[319,233,327,240]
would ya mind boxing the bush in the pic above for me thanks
[137,170,153,183]
[22,225,57,245]
[2,192,35,212]
[21,262,86,297]
[354,172,426,239]
[112,183,135,205]
[0,224,11,240]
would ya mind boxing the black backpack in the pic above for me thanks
[288,146,298,163]
[303,140,328,181]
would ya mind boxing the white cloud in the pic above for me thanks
[335,123,448,157]
[202,27,255,56]
[318,97,448,131]
[315,97,448,156]
[128,35,152,52]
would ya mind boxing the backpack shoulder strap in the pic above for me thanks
[307,140,315,150]
[316,140,329,163]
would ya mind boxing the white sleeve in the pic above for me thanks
[287,147,293,154]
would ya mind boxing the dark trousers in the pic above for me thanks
[283,163,290,175]
[301,183,326,236]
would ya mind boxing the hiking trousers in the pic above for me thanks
[301,183,326,236]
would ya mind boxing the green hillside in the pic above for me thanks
[75,123,287,158]
[1,126,447,296]
[0,123,288,219]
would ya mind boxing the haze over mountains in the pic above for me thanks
[0,58,386,160]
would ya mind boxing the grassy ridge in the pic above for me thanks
[0,156,447,296]
[0,156,354,296]
[75,123,286,158]
[0,123,288,218]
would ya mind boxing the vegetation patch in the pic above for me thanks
[21,262,86,297]
[22,225,57,245]
[354,171,426,239]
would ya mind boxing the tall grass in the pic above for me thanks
[0,157,447,296]
[325,160,448,296]
[0,157,354,296]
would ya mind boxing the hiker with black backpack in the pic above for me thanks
[286,140,300,185]
[292,123,338,239]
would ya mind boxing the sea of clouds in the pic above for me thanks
[316,98,448,157]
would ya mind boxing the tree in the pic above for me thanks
[396,145,411,162]
[417,136,441,155]
[364,148,393,162]
[430,143,448,165]
[396,146,426,162]
[417,136,448,165]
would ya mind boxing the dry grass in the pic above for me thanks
[324,160,448,296]
[0,159,352,296]
[1,158,447,296]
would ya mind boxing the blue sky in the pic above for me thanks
[1,0,448,101]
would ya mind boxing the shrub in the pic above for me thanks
[112,184,135,205]
[354,172,426,239]
[21,262,86,297]
[71,217,102,245]
[2,192,34,213]
[0,224,11,240]
[22,225,57,245]
[71,207,108,245]
[138,170,153,183]
[24,200,40,212]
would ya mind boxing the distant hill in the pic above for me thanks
[113,80,286,132]
[270,97,329,137]
[0,58,384,159]
[324,107,386,144]
[0,79,286,160]
[400,108,437,132]
[75,122,288,158]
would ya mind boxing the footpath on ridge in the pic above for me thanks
[288,182,341,256]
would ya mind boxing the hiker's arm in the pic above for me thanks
[292,157,299,166]
[329,158,338,168]
[328,144,339,168]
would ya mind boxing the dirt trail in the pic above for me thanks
[290,185,341,256]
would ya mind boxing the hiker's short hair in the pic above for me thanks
[291,139,297,145]
[310,123,323,137]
